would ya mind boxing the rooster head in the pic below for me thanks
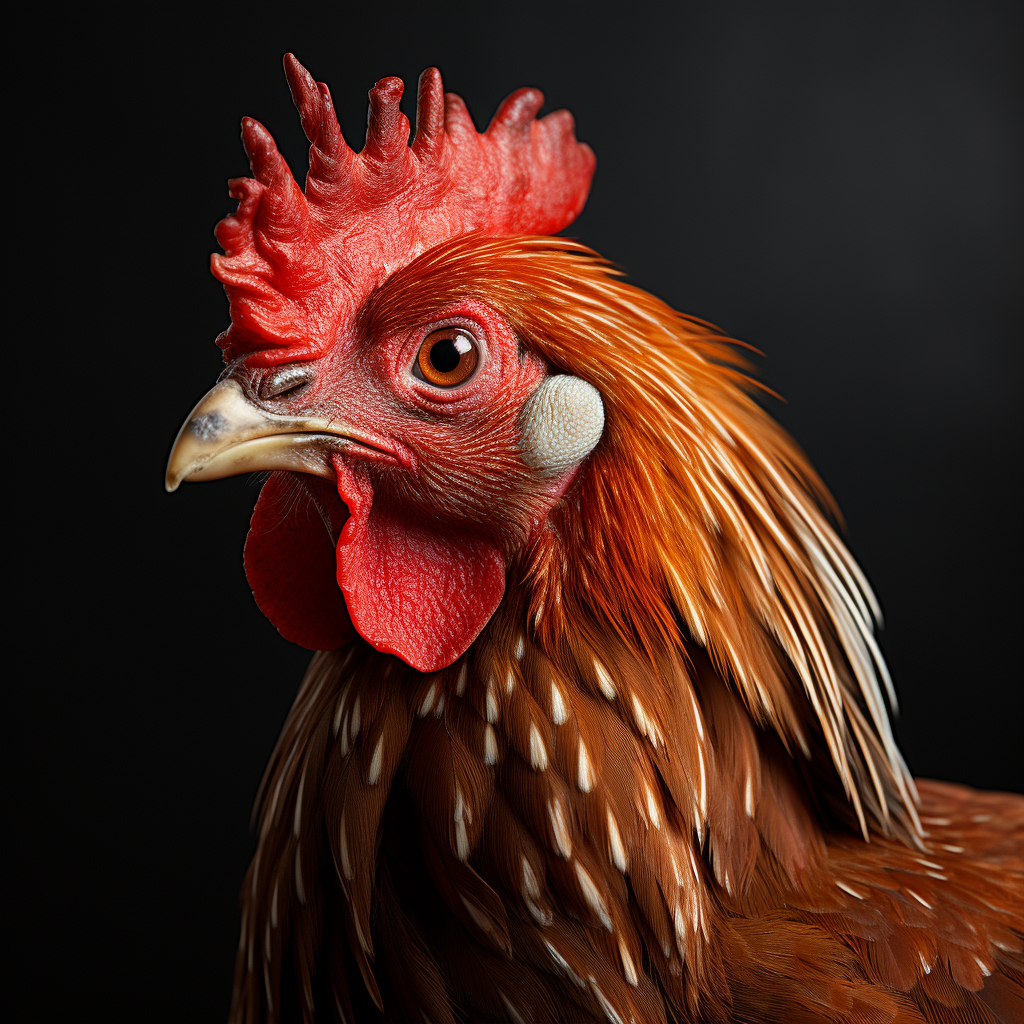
[166,56,601,672]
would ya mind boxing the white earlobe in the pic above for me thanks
[519,375,605,477]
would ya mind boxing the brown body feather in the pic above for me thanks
[231,634,1023,1024]
[230,238,1023,1023]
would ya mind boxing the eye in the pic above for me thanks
[414,328,480,388]
[260,365,314,400]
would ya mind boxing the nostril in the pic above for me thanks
[260,365,315,400]
[189,411,228,441]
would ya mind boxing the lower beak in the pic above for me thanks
[165,380,355,492]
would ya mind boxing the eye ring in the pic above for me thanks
[413,328,481,388]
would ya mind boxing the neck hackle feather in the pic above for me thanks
[366,232,920,845]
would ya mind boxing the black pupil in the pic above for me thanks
[430,336,465,373]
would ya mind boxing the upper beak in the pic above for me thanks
[165,380,360,492]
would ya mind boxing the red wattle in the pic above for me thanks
[333,457,506,673]
[244,473,353,651]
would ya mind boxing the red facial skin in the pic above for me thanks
[234,299,560,671]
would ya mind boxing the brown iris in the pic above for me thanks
[416,328,479,388]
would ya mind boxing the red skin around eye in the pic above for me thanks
[384,300,534,412]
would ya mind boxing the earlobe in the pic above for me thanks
[519,375,605,477]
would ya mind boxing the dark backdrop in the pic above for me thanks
[12,3,1021,1020]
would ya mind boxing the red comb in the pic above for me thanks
[211,55,596,364]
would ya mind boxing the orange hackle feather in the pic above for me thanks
[231,236,1024,1024]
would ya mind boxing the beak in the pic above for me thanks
[165,380,362,492]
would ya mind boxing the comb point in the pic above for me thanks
[413,67,446,152]
[490,87,545,131]
[365,76,409,160]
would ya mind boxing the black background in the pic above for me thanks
[12,3,1021,1020]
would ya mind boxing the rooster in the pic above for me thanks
[166,56,1023,1024]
